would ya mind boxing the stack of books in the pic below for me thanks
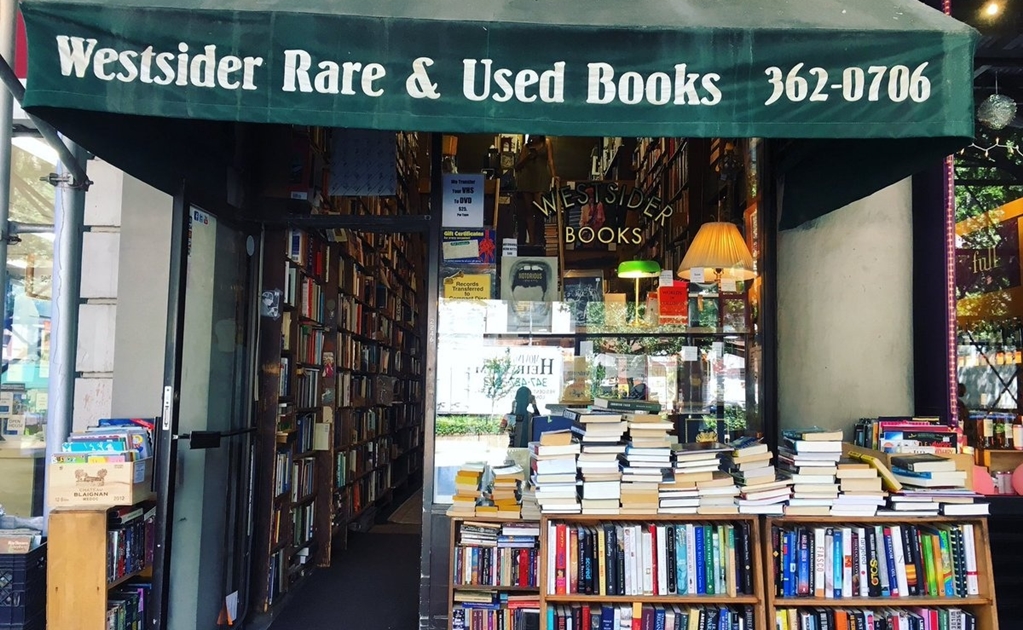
[481,463,524,519]
[658,443,727,515]
[446,463,485,517]
[886,453,987,516]
[566,408,627,515]
[831,458,886,517]
[520,487,542,520]
[530,431,581,514]
[619,413,673,515]
[779,429,844,515]
[724,438,790,515]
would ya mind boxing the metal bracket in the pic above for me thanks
[41,172,92,191]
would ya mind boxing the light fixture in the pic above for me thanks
[983,1,1002,17]
[676,222,756,283]
[617,260,661,326]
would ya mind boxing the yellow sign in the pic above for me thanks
[443,273,491,300]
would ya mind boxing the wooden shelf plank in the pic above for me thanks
[772,597,992,607]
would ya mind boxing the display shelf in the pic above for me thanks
[764,516,999,630]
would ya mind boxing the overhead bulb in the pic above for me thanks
[984,1,1002,16]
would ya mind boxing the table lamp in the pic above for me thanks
[676,221,756,283]
[617,260,661,326]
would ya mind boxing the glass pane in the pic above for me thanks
[432,135,764,504]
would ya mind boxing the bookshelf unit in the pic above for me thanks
[538,515,766,630]
[447,517,542,629]
[765,516,999,630]
[254,129,426,614]
[48,506,154,630]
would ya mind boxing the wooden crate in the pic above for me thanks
[47,458,153,509]
[765,516,998,630]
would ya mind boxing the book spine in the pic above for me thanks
[597,525,607,596]
[676,525,686,595]
[666,525,677,594]
[623,527,634,596]
[832,528,843,599]
[963,523,980,596]
[656,525,668,596]
[814,527,827,598]
[866,527,881,598]
[938,528,955,597]
[882,527,899,597]
[556,524,568,595]
[891,525,909,598]
[582,529,593,594]
[727,524,737,597]
[695,526,706,595]
[950,525,966,598]
[772,526,783,597]
[642,528,654,595]
[741,521,753,595]
[606,524,618,596]
[616,526,625,597]
[842,527,853,599]
[686,524,697,595]
[921,531,938,597]
[570,528,579,594]
[797,528,810,596]
[711,526,722,596]
[704,526,715,596]
[900,525,917,597]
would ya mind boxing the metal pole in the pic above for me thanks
[43,139,87,529]
[0,0,16,397]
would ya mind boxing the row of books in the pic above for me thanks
[771,523,980,599]
[548,604,755,630]
[295,324,324,365]
[545,521,755,597]
[852,416,960,454]
[53,421,153,463]
[107,504,156,584]
[454,520,540,587]
[107,582,152,630]
[291,457,316,502]
[451,593,539,630]
[294,367,321,408]
[286,228,328,279]
[775,607,976,630]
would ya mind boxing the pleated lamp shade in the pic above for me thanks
[677,222,756,282]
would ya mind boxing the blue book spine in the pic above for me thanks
[780,531,790,597]
[676,525,687,595]
[833,530,843,599]
[783,531,795,597]
[655,606,666,630]
[797,529,810,595]
[549,606,557,630]
[695,526,706,595]
[883,529,900,597]
[600,605,615,630]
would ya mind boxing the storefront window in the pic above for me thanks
[432,135,763,503]
[0,136,56,517]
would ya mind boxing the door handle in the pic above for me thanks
[175,428,256,450]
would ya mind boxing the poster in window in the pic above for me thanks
[562,270,604,328]
[501,256,557,332]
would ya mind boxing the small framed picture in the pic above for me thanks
[562,269,604,328]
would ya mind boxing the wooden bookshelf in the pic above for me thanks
[48,507,154,630]
[764,516,999,630]
[538,514,766,630]
[253,128,427,614]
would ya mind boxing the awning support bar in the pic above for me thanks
[0,55,91,190]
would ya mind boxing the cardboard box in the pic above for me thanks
[842,443,974,490]
[48,458,154,509]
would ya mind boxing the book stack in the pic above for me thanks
[480,463,524,519]
[446,463,486,517]
[853,415,961,453]
[549,605,755,630]
[776,607,977,630]
[780,429,844,516]
[659,443,728,515]
[886,453,988,516]
[520,487,542,520]
[530,432,581,514]
[771,522,981,601]
[723,438,790,516]
[830,457,886,517]
[619,414,673,515]
[565,408,627,516]
[451,592,540,630]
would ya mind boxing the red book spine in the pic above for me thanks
[581,605,591,629]
[519,549,529,587]
[649,524,658,595]
[555,523,567,595]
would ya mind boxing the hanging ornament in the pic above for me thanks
[977,94,1017,131]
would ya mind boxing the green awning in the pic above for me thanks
[18,0,977,227]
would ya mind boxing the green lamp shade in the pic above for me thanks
[617,260,661,279]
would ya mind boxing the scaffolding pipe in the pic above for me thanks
[43,139,86,529]
[0,0,14,398]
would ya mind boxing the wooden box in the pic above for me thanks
[48,458,154,508]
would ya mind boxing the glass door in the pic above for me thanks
[166,206,259,629]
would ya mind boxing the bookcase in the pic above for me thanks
[765,516,999,630]
[539,515,766,630]
[47,506,154,630]
[253,129,427,614]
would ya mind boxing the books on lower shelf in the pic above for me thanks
[107,504,156,584]
[106,582,152,630]
[451,593,540,630]
[770,522,980,599]
[776,606,977,630]
[453,521,540,587]
[544,520,756,597]
[549,603,755,630]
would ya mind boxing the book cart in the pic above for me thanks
[764,517,998,630]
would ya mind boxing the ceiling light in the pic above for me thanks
[983,1,1002,17]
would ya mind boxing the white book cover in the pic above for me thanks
[656,525,668,595]
[641,529,654,595]
[631,525,643,596]
[874,526,889,597]
[813,527,827,598]
[824,530,834,599]
[841,527,853,598]
[856,527,868,597]
[891,525,909,597]
[963,523,980,595]
[686,524,697,595]
[622,526,634,595]
[547,522,557,594]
